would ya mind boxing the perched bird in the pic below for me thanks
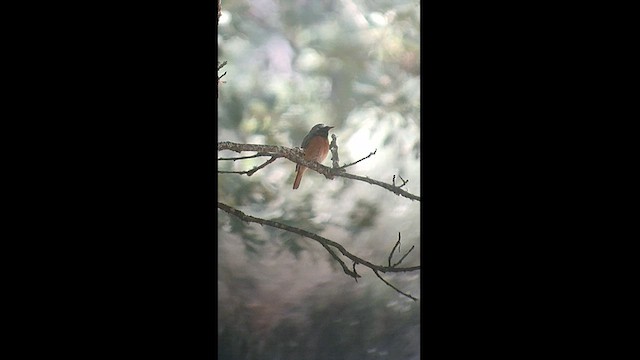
[293,124,334,189]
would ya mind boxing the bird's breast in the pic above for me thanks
[304,137,329,162]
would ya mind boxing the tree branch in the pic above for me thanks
[338,172,420,201]
[388,232,401,267]
[218,156,279,176]
[386,232,415,275]
[329,134,341,169]
[320,243,360,279]
[218,153,275,161]
[217,0,221,25]
[373,269,418,301]
[392,245,415,268]
[218,141,420,201]
[393,174,409,189]
[217,202,419,299]
[340,149,377,170]
[217,1,225,98]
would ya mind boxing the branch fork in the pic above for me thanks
[218,202,419,300]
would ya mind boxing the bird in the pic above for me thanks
[293,124,334,189]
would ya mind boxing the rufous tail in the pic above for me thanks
[292,166,306,189]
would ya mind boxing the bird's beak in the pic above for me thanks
[326,126,335,129]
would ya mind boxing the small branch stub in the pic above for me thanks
[330,134,340,169]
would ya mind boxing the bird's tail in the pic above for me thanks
[292,165,306,189]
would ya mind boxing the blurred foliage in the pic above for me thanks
[218,0,420,358]
[218,0,420,143]
[348,198,380,234]
[218,270,420,360]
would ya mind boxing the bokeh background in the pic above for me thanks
[218,0,420,359]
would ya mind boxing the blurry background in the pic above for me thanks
[218,0,420,359]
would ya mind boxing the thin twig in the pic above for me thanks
[352,262,359,282]
[388,232,401,267]
[321,243,360,278]
[393,174,409,188]
[373,269,418,301]
[218,157,278,176]
[397,175,408,188]
[392,245,415,268]
[340,149,377,169]
[218,153,276,161]
[218,170,249,174]
[217,60,228,98]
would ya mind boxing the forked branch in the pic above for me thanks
[218,202,419,300]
